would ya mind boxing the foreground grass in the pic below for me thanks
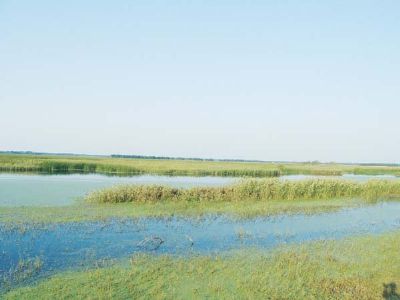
[5,231,400,299]
[1,153,400,177]
[87,178,400,204]
[0,198,363,224]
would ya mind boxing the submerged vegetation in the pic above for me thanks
[5,232,400,299]
[86,178,400,204]
[1,258,43,292]
[1,153,400,177]
[0,198,364,224]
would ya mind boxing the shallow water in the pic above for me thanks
[1,201,400,288]
[0,173,237,207]
[1,173,398,207]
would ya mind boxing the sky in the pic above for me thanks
[0,1,399,163]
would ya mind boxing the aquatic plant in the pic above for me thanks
[0,198,362,224]
[86,179,400,204]
[1,257,43,292]
[1,153,400,177]
[4,232,400,299]
[0,154,280,177]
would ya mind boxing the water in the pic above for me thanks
[1,173,398,207]
[0,173,237,207]
[1,201,400,288]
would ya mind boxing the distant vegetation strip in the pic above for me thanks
[86,179,400,204]
[0,155,280,177]
[4,151,400,166]
[110,154,268,162]
[0,153,400,177]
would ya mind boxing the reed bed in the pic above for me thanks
[1,153,400,177]
[0,154,281,177]
[86,178,400,204]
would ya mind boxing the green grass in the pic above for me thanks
[2,178,400,224]
[86,178,400,204]
[5,231,400,299]
[1,153,400,177]
[0,198,365,224]
[1,258,43,291]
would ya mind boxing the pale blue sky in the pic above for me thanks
[1,1,399,162]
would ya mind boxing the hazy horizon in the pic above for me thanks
[2,150,399,165]
[1,1,399,163]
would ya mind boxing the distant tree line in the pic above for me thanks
[110,154,269,163]
[0,151,98,157]
[1,151,398,166]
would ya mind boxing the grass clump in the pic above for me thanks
[86,178,400,204]
[5,232,400,299]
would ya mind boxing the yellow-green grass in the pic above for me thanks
[5,231,400,299]
[1,153,400,177]
[86,178,400,204]
[0,198,364,224]
[3,179,399,224]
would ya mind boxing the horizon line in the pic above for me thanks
[1,150,399,167]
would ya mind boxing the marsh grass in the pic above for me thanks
[1,154,400,177]
[86,178,400,204]
[1,257,43,292]
[0,154,280,177]
[5,232,400,299]
[0,198,363,224]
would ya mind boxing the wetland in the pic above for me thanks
[1,155,400,298]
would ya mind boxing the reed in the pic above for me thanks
[1,153,400,177]
[86,178,400,204]
[0,154,281,177]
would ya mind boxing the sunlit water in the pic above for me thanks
[0,173,398,207]
[0,173,237,207]
[1,173,400,290]
[1,202,400,289]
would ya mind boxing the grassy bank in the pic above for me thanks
[1,153,400,177]
[86,178,400,204]
[5,231,400,299]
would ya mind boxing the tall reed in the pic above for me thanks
[1,154,400,177]
[86,179,400,204]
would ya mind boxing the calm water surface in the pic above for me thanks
[0,173,237,207]
[0,173,398,207]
